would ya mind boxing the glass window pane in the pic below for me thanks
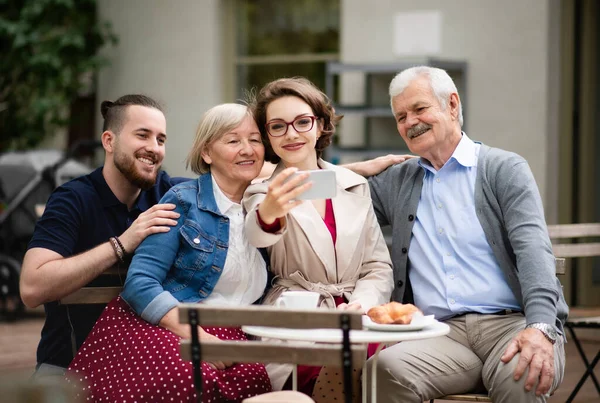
[236,0,340,57]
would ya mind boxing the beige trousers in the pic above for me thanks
[367,313,565,403]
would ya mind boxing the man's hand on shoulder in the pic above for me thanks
[343,154,416,177]
[501,327,555,396]
[119,203,180,252]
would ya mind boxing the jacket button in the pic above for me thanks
[408,214,414,221]
[401,247,407,254]
[396,280,404,287]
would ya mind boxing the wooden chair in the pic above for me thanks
[58,264,126,356]
[178,304,366,403]
[430,257,566,403]
[58,264,126,305]
[547,223,600,403]
[59,285,122,305]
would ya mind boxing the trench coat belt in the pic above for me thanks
[274,271,356,308]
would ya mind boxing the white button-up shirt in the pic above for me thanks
[202,177,267,306]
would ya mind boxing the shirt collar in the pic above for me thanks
[211,175,239,215]
[133,188,154,213]
[90,166,158,213]
[90,167,123,208]
[451,133,478,168]
[418,132,478,173]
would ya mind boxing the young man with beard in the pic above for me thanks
[20,94,185,377]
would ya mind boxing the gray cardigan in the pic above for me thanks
[369,144,568,333]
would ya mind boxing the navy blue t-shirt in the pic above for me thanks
[28,167,188,368]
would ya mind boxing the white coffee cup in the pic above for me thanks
[275,291,320,309]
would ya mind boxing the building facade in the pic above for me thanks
[96,0,599,306]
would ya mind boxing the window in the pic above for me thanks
[234,0,340,96]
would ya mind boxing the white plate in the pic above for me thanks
[362,314,436,331]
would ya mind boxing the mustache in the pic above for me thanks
[406,123,432,139]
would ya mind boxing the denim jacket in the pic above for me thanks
[121,173,234,324]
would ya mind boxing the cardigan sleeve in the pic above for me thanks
[485,151,560,328]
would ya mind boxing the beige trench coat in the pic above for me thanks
[243,160,393,310]
[243,160,394,390]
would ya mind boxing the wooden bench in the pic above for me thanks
[59,286,122,305]
[178,304,366,403]
[36,204,126,306]
[58,264,126,357]
[547,223,600,403]
[58,264,127,305]
[433,223,600,403]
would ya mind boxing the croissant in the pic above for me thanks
[367,302,421,324]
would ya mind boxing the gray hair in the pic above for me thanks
[389,66,463,127]
[186,103,253,174]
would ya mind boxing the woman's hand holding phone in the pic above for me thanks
[258,167,311,224]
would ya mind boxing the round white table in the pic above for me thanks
[243,319,450,403]
[244,319,449,344]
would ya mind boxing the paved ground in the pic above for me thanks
[0,310,598,402]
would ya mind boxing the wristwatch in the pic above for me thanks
[526,323,558,345]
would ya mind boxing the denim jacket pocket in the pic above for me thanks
[179,219,215,252]
[168,220,216,291]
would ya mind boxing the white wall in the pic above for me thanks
[97,0,224,177]
[95,0,556,203]
[341,0,553,204]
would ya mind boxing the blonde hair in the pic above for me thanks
[186,104,253,174]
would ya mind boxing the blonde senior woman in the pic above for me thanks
[67,104,277,403]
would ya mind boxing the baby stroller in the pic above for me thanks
[0,140,100,321]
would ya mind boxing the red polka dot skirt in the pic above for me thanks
[67,296,272,402]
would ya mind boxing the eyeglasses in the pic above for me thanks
[265,116,317,137]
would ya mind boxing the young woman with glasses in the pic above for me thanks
[242,77,394,402]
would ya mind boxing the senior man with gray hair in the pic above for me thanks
[367,66,567,402]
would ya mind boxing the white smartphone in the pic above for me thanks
[287,169,337,200]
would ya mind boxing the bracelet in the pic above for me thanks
[114,236,128,256]
[109,237,125,264]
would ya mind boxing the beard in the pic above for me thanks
[113,148,160,191]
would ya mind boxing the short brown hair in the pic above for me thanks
[101,94,163,134]
[251,77,342,164]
